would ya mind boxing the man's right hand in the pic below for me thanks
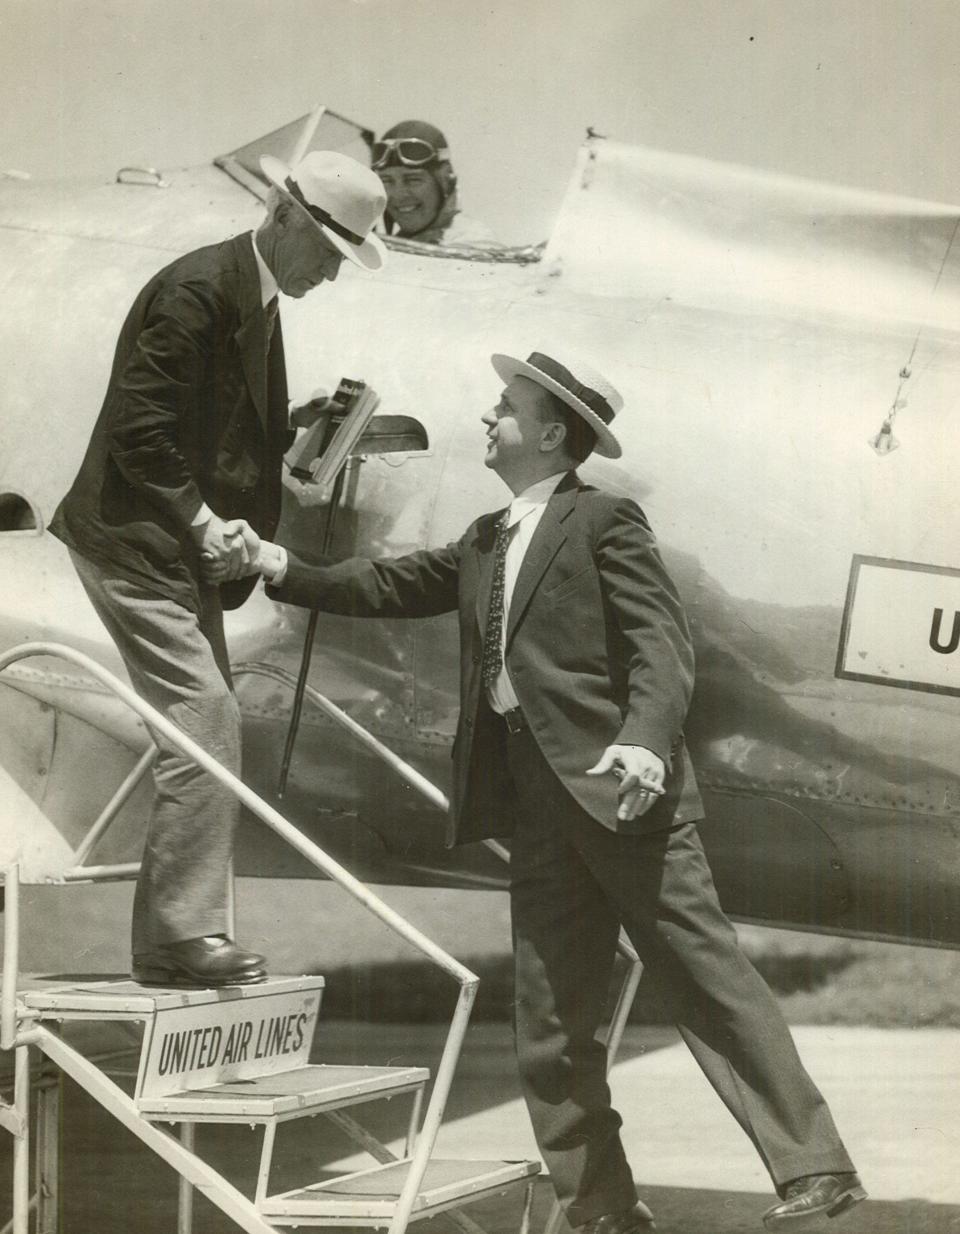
[193,514,259,582]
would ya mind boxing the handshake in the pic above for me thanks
[192,514,284,584]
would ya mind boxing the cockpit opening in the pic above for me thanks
[215,105,542,266]
[0,491,39,533]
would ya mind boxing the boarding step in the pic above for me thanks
[260,1157,541,1226]
[140,1062,429,1122]
[20,974,323,1021]
[20,975,326,1103]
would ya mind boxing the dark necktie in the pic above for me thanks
[264,296,279,349]
[481,511,512,690]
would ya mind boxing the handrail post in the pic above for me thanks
[12,1044,29,1234]
[1,863,19,1051]
[387,979,478,1234]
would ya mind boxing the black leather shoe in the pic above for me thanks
[580,1200,656,1234]
[763,1173,866,1228]
[132,936,267,987]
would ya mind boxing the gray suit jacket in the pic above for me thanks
[270,472,705,846]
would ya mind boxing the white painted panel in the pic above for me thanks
[140,985,321,1099]
[838,557,960,694]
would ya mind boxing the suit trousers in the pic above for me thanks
[71,551,241,953]
[502,720,854,1226]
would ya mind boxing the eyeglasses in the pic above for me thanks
[371,137,450,170]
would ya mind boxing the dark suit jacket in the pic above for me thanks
[50,233,292,612]
[270,472,705,846]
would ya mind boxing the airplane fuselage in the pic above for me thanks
[2,141,958,946]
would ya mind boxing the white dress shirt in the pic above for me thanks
[487,472,567,714]
[251,231,279,307]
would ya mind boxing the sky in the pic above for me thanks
[1,0,959,242]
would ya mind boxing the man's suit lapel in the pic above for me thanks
[506,475,579,647]
[232,234,270,431]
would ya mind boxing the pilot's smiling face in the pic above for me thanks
[481,377,550,483]
[379,167,443,236]
[273,206,344,297]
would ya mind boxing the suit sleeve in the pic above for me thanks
[267,541,462,619]
[596,499,694,763]
[108,281,218,529]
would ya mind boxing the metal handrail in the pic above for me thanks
[3,642,644,1234]
[0,644,473,981]
[235,661,450,810]
[0,642,476,1234]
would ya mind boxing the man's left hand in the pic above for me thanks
[586,744,666,821]
[290,388,334,429]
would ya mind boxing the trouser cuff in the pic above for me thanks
[771,1152,857,1195]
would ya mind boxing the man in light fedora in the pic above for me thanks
[50,151,386,987]
[242,349,864,1232]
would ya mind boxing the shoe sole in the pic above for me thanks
[131,967,268,988]
[763,1186,867,1229]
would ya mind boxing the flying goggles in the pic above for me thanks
[371,137,450,169]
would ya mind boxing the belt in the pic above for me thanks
[501,706,526,735]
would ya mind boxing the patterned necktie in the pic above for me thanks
[481,511,512,689]
[264,296,279,349]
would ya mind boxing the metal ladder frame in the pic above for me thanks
[1,642,644,1234]
[0,642,482,1234]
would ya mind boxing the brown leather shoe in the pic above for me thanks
[132,936,267,987]
[763,1173,866,1228]
[580,1200,656,1234]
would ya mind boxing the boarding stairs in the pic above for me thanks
[10,973,535,1234]
[0,643,642,1234]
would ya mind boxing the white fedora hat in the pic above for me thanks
[261,151,387,271]
[491,350,624,458]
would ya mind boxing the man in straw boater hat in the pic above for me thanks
[240,349,865,1231]
[50,151,386,988]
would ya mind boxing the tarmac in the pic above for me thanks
[325,1021,960,1232]
[6,879,960,1231]
[1,1019,958,1233]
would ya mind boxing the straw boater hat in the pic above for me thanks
[260,151,387,271]
[491,351,624,458]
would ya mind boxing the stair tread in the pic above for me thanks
[262,1157,540,1218]
[21,974,324,1016]
[139,1063,428,1117]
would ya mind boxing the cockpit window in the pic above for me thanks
[0,492,39,533]
[216,108,543,266]
[216,107,375,189]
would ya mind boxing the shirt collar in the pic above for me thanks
[507,471,568,527]
[251,231,279,308]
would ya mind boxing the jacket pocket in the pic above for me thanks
[543,564,595,601]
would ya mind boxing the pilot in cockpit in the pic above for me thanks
[372,119,502,250]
